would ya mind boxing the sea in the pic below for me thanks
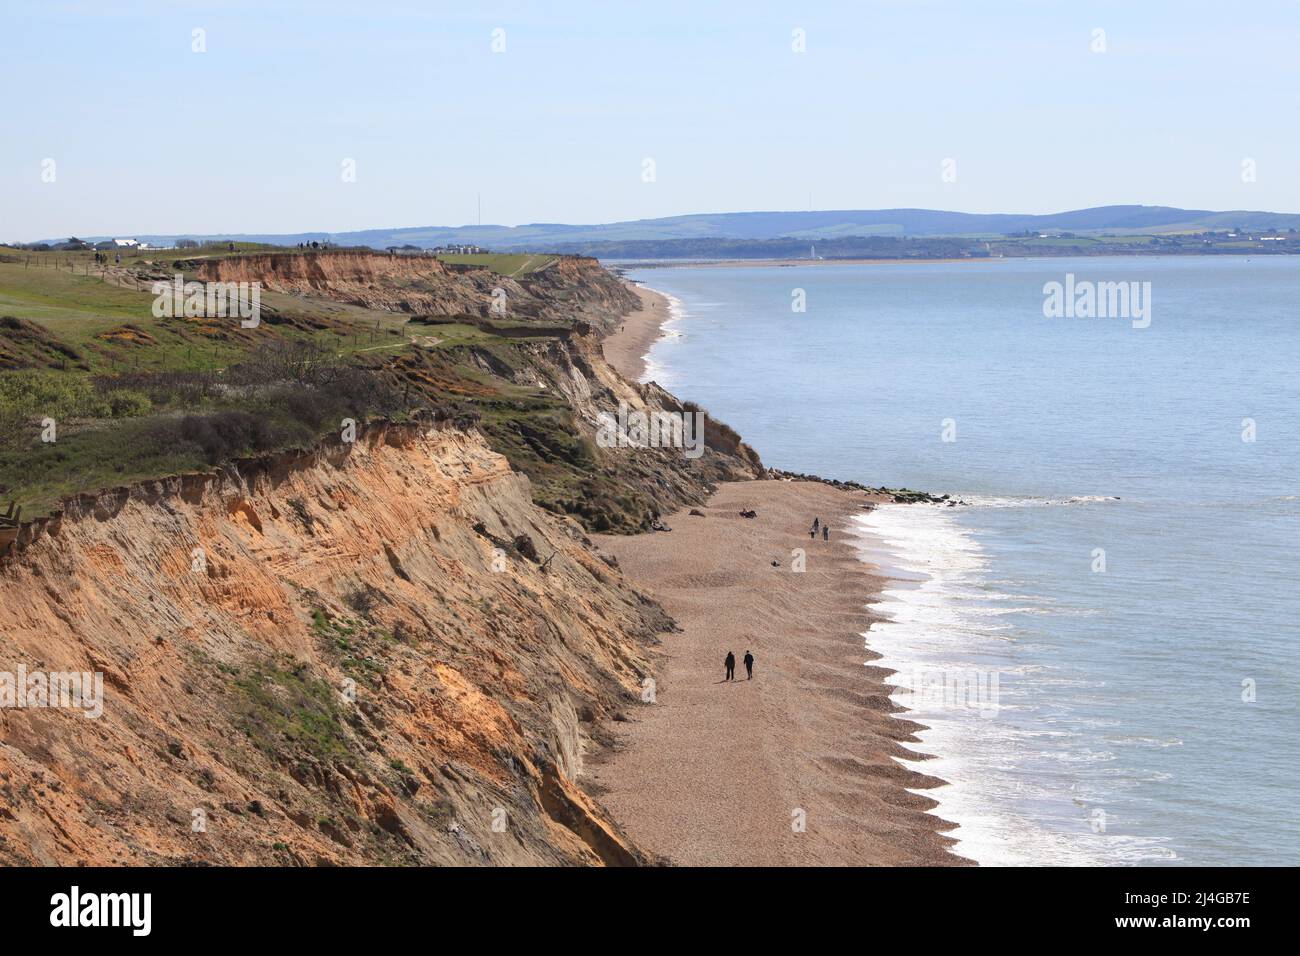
[624,256,1299,866]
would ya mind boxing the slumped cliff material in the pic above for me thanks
[0,423,668,865]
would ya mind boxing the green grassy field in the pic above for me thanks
[0,257,444,372]
[0,259,156,321]
[1012,235,1160,249]
[434,253,557,276]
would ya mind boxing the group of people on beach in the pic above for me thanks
[723,650,754,681]
[810,517,829,541]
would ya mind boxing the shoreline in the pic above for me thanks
[617,257,998,270]
[601,282,673,382]
[589,480,967,865]
[591,276,967,865]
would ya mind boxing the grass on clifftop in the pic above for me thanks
[0,253,463,516]
[0,256,565,522]
[434,253,556,276]
[0,248,667,535]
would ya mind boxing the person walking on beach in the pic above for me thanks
[811,517,820,537]
[743,650,754,680]
[822,525,829,542]
[724,651,736,682]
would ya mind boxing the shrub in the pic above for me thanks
[180,410,275,463]
[276,386,329,431]
[512,533,540,563]
[287,497,316,534]
[103,389,152,417]
[343,585,383,618]
[228,339,342,390]
[0,369,109,419]
[94,370,218,406]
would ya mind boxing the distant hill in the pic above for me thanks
[34,205,1300,252]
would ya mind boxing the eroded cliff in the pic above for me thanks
[0,423,670,865]
[192,251,638,330]
[0,249,768,866]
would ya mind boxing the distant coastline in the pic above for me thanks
[601,283,673,382]
[617,257,997,270]
[609,249,1299,276]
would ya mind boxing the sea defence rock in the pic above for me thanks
[767,469,956,504]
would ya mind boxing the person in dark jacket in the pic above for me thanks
[724,651,736,681]
[743,650,754,679]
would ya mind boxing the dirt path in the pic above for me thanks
[507,255,539,277]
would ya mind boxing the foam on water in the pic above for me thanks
[638,291,688,386]
[848,503,1178,866]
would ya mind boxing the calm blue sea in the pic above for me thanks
[626,257,1300,866]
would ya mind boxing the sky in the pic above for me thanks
[3,0,1299,240]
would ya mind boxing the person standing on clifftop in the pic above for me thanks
[743,650,754,680]
[724,651,736,682]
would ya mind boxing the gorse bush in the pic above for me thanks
[0,371,154,451]
[343,585,384,618]
[0,370,104,419]
[229,341,409,429]
[0,370,155,420]
[104,389,152,417]
[276,386,329,432]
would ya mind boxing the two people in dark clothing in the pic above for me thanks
[810,518,829,541]
[724,650,755,681]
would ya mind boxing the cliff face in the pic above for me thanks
[470,325,763,515]
[192,252,638,330]
[372,299,763,534]
[0,251,764,866]
[0,423,669,865]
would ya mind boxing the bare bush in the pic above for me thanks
[229,340,344,390]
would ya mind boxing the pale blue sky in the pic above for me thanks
[4,0,1298,240]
